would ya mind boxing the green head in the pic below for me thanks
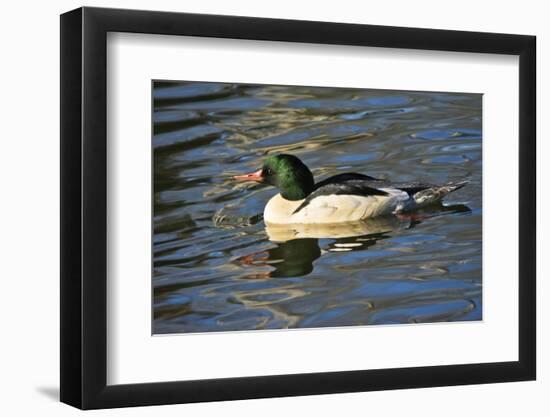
[234,154,314,201]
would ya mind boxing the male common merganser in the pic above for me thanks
[234,154,467,225]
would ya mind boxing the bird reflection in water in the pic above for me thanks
[235,203,470,279]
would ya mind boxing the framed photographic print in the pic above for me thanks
[60,6,536,409]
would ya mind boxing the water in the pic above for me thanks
[153,81,482,334]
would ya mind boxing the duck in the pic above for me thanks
[233,154,467,225]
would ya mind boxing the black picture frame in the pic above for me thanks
[60,6,536,410]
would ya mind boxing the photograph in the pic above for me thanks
[152,80,482,335]
[54,3,539,411]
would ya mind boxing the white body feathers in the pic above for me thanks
[264,188,411,224]
[263,181,466,225]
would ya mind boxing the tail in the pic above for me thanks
[413,180,468,207]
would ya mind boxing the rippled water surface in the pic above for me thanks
[153,81,482,334]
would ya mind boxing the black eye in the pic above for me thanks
[265,168,273,176]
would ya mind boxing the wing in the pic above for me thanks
[386,182,434,197]
[293,180,388,214]
[314,173,433,197]
[313,172,380,190]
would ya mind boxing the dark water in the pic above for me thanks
[152,81,482,334]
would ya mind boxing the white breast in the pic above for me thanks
[264,189,410,225]
[263,194,303,224]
